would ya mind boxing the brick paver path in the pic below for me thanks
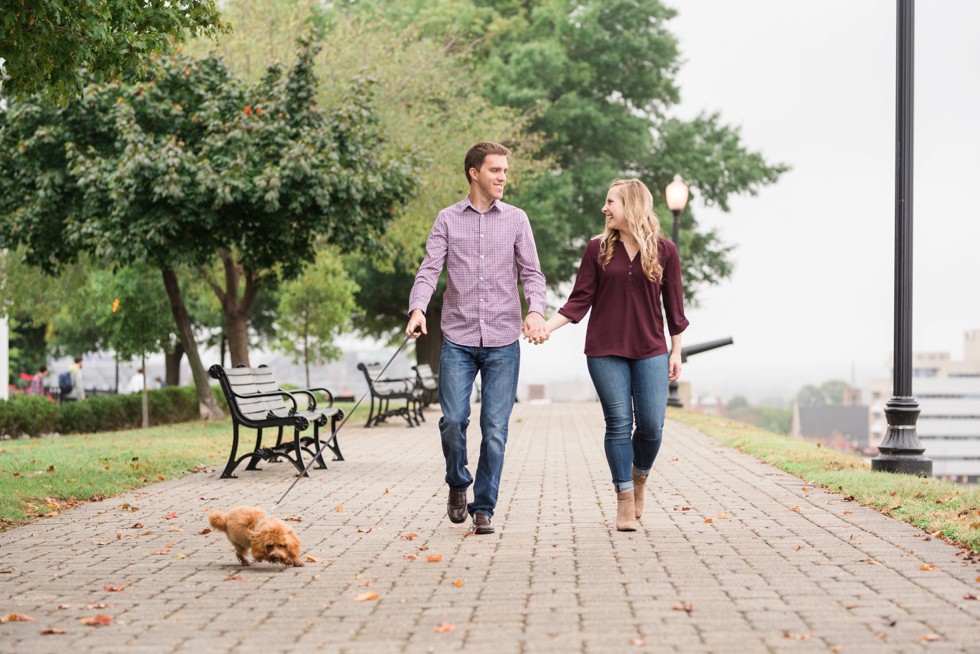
[1,403,978,653]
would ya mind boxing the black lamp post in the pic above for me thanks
[664,175,689,408]
[871,0,931,476]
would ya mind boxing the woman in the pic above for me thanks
[545,179,688,531]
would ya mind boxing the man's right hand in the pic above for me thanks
[406,309,427,339]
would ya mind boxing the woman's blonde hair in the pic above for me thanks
[597,178,665,282]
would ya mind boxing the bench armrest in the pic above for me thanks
[232,389,300,413]
[289,386,335,411]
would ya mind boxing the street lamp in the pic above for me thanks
[871,0,931,476]
[664,175,689,408]
[665,175,689,248]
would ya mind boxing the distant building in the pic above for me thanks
[869,328,980,483]
[791,404,869,452]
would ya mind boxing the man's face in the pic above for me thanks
[469,154,508,200]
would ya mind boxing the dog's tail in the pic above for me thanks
[208,510,227,533]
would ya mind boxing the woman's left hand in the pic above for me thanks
[668,351,682,381]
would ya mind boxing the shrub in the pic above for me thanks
[0,395,59,438]
[0,386,208,438]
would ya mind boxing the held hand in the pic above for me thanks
[522,312,549,345]
[668,351,682,381]
[406,310,427,339]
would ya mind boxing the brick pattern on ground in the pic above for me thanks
[1,402,978,653]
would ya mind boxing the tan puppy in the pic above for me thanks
[208,506,304,567]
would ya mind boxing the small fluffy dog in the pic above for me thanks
[208,506,304,567]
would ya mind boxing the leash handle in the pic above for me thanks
[269,329,419,513]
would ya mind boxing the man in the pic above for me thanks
[406,142,548,535]
[62,356,86,402]
[28,365,48,396]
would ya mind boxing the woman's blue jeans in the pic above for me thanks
[438,338,520,518]
[586,354,669,493]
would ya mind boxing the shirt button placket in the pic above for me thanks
[479,214,486,337]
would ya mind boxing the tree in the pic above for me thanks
[184,1,546,372]
[0,38,417,416]
[0,0,226,101]
[347,0,786,299]
[796,379,852,408]
[275,249,359,387]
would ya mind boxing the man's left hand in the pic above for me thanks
[522,312,549,345]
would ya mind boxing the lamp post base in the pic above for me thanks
[667,380,683,408]
[870,396,932,477]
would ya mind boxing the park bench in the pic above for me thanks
[357,362,423,428]
[208,364,345,479]
[412,363,439,418]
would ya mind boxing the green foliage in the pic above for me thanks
[0,394,60,437]
[797,379,852,407]
[0,386,202,438]
[276,249,359,382]
[0,0,227,101]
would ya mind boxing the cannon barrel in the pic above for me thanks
[679,337,733,363]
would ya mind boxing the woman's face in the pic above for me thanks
[602,188,628,233]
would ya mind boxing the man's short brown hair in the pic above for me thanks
[464,142,511,184]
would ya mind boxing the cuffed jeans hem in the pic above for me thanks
[633,465,651,477]
[614,481,635,493]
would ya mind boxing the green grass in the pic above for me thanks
[0,401,368,530]
[671,409,980,552]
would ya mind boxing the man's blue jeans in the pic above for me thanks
[438,338,520,518]
[586,354,669,493]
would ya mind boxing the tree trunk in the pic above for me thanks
[209,251,259,367]
[161,265,223,420]
[140,351,149,429]
[164,341,184,387]
[414,303,443,374]
[303,312,310,388]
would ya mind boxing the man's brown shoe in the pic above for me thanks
[473,512,494,534]
[448,489,467,524]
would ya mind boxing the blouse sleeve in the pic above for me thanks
[660,238,689,335]
[558,239,600,323]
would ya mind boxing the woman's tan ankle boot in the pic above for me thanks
[616,491,638,531]
[632,471,648,519]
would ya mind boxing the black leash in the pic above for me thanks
[269,329,418,514]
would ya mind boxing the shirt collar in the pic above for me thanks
[463,196,500,214]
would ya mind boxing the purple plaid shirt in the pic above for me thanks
[409,197,547,347]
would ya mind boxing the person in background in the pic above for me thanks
[62,356,86,402]
[154,376,166,390]
[543,179,688,532]
[127,367,146,394]
[28,365,48,396]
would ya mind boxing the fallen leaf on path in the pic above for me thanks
[164,512,178,520]
[783,632,811,640]
[57,604,71,610]
[103,584,127,592]
[224,575,243,581]
[87,603,109,609]
[153,550,169,555]
[353,592,379,602]
[305,555,321,563]
[40,628,66,635]
[793,545,802,551]
[357,527,372,533]
[920,634,941,642]
[629,638,646,646]
[200,528,211,535]
[920,564,936,571]
[672,603,693,613]
[717,513,731,519]
[703,518,713,524]
[282,516,302,522]
[130,522,144,529]
[403,553,417,560]
[1,612,35,623]
[401,533,419,541]
[844,603,858,609]
[452,579,464,587]
[789,506,801,512]
[434,622,455,633]
[427,554,442,563]
[843,511,853,515]
[359,579,373,587]
[963,593,977,600]
[336,504,343,512]
[802,487,811,493]
[80,615,112,627]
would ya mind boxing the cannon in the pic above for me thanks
[668,337,734,408]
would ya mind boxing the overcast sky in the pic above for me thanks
[520,0,980,404]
